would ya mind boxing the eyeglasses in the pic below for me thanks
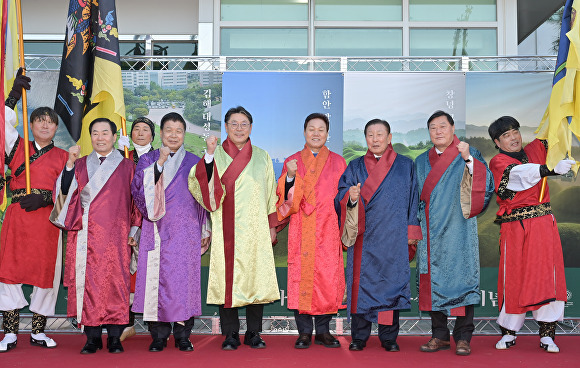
[226,122,251,130]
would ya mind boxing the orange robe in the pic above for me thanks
[277,146,346,315]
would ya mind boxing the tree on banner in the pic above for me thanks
[536,0,580,183]
[54,0,127,157]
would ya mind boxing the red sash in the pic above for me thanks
[221,137,252,308]
[339,145,397,319]
[418,135,465,316]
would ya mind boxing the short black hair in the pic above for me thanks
[89,118,117,135]
[427,110,455,128]
[30,107,58,126]
[160,112,186,131]
[225,106,253,125]
[489,116,521,149]
[364,118,391,136]
[304,113,330,132]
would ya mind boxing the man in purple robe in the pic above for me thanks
[131,112,210,353]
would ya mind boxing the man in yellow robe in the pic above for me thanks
[189,106,279,350]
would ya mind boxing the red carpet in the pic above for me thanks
[2,335,579,367]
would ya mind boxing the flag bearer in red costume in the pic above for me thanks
[0,70,68,352]
[488,116,573,353]
[276,113,346,349]
[117,116,156,341]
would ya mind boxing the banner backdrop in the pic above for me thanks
[8,70,579,317]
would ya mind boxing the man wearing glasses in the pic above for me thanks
[189,106,279,351]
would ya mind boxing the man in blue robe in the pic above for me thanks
[335,119,422,352]
[415,111,494,356]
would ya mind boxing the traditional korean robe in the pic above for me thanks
[0,138,68,289]
[335,146,421,323]
[189,138,279,308]
[489,139,566,314]
[51,151,141,326]
[276,146,346,315]
[415,135,494,315]
[131,146,208,322]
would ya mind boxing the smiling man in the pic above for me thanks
[189,106,279,351]
[335,118,421,352]
[131,112,209,353]
[51,118,141,355]
[488,116,573,353]
[276,113,346,349]
[0,71,68,353]
[415,110,494,356]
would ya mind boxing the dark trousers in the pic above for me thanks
[293,310,332,335]
[148,316,195,340]
[219,304,263,335]
[84,324,124,339]
[430,305,475,343]
[351,310,400,343]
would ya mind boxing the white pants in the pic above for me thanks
[0,231,62,316]
[497,301,565,332]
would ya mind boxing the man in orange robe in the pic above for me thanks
[277,113,346,349]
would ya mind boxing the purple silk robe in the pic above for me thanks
[131,148,207,322]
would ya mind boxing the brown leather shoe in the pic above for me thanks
[420,338,451,352]
[456,340,471,356]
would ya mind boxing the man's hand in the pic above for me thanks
[349,183,361,203]
[206,135,218,155]
[67,145,81,169]
[128,237,137,247]
[201,236,211,255]
[554,159,575,175]
[270,227,277,244]
[286,159,298,179]
[157,146,171,167]
[457,141,470,161]
[118,135,131,151]
[9,68,31,101]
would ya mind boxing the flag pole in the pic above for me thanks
[538,177,547,202]
[15,0,30,194]
[121,119,128,158]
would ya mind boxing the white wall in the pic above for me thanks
[23,0,199,35]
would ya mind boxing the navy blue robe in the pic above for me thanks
[335,152,421,323]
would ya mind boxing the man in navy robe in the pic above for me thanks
[335,119,422,352]
[415,110,494,356]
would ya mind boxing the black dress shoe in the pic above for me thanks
[244,331,266,349]
[294,333,312,349]
[382,340,400,352]
[149,338,167,352]
[349,339,366,351]
[80,338,103,354]
[222,332,241,351]
[175,337,194,352]
[107,336,124,353]
[315,333,340,348]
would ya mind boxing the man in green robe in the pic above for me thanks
[189,106,279,351]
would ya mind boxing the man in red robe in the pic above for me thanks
[51,118,141,354]
[276,113,346,349]
[488,116,572,353]
[0,72,68,353]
